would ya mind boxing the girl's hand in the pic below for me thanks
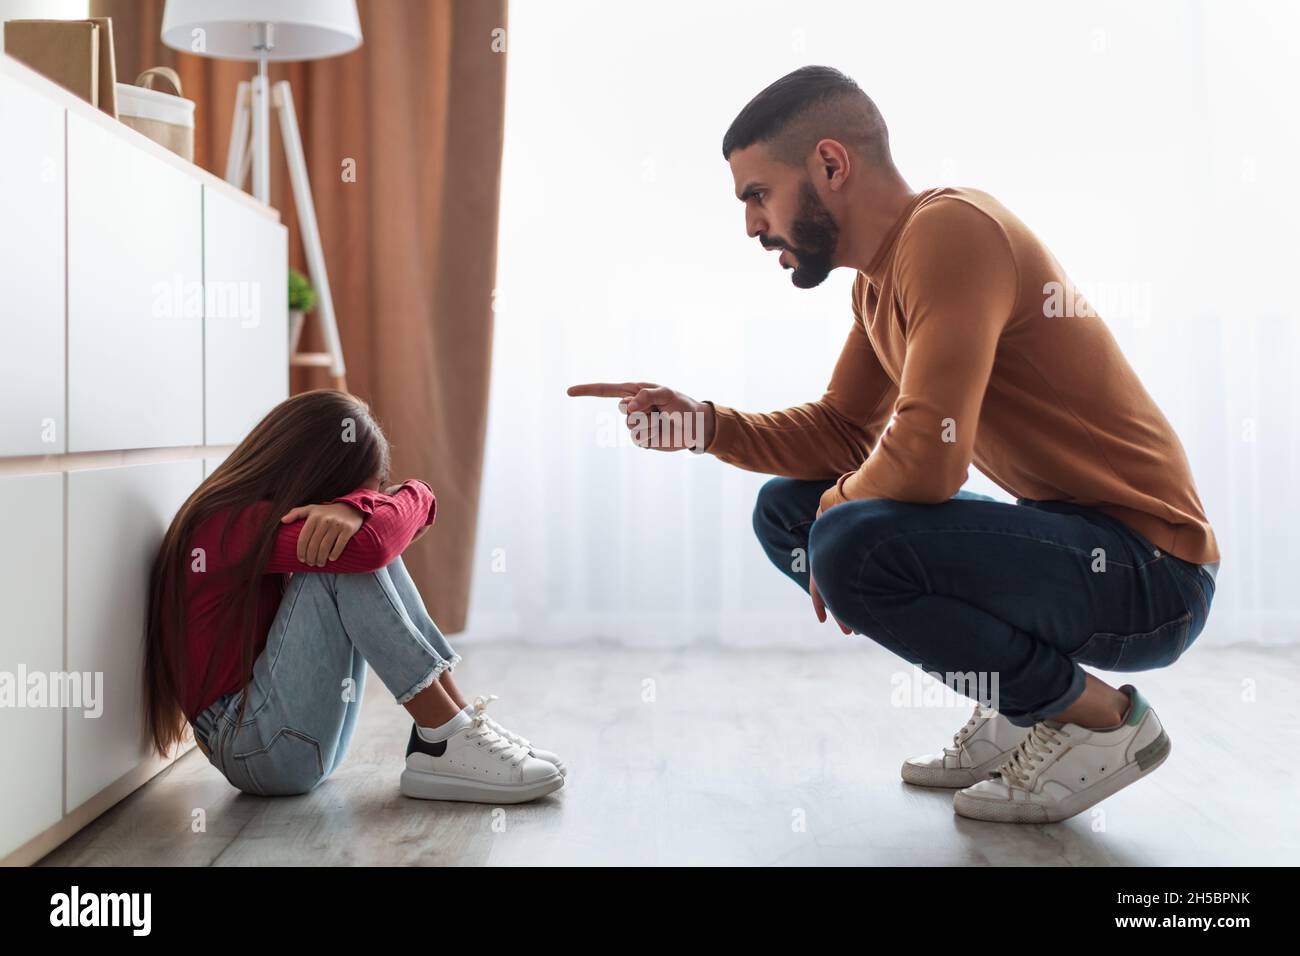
[280,502,365,567]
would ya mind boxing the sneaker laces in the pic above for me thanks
[945,703,993,756]
[472,694,532,748]
[995,722,1068,789]
[466,706,529,767]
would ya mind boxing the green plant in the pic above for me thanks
[288,268,317,314]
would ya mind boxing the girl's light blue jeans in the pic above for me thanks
[190,555,460,796]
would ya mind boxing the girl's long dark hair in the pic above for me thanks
[144,389,391,756]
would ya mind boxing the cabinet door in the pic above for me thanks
[0,72,65,456]
[204,186,289,445]
[0,473,64,858]
[65,460,203,811]
[66,113,203,452]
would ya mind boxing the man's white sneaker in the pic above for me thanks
[902,703,1030,788]
[953,684,1171,824]
[470,694,567,776]
[399,716,564,804]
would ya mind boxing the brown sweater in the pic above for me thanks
[705,187,1219,565]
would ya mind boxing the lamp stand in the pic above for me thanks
[224,61,347,392]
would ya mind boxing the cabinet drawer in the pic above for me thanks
[203,185,289,445]
[65,459,203,811]
[0,473,64,857]
[0,71,65,456]
[67,113,203,452]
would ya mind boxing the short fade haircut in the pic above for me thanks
[722,66,891,168]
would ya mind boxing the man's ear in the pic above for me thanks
[815,138,851,191]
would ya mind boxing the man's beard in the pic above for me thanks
[778,180,840,289]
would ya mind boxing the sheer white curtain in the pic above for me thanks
[464,0,1300,649]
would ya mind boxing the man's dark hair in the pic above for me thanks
[722,66,891,167]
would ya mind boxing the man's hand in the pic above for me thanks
[280,502,365,567]
[567,381,716,452]
[810,497,852,634]
[809,576,850,634]
[818,482,848,516]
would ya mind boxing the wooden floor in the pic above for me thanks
[39,640,1299,866]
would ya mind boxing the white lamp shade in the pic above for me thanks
[160,0,361,61]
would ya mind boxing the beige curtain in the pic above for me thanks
[93,0,507,633]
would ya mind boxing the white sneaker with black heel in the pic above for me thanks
[469,694,567,776]
[902,703,1030,788]
[952,684,1171,823]
[400,711,564,804]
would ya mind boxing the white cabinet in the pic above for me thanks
[0,69,65,456]
[1,54,286,863]
[0,473,64,858]
[64,460,203,812]
[203,185,289,444]
[66,112,204,452]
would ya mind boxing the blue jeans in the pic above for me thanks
[752,479,1216,727]
[191,555,459,795]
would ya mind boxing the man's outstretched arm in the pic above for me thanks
[704,307,896,478]
[568,287,896,479]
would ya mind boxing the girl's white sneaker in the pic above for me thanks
[952,685,1171,823]
[400,715,564,804]
[470,695,567,776]
[902,703,1030,788]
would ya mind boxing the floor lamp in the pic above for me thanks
[160,0,361,392]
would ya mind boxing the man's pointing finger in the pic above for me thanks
[567,382,646,398]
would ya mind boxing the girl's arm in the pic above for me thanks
[264,479,436,574]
